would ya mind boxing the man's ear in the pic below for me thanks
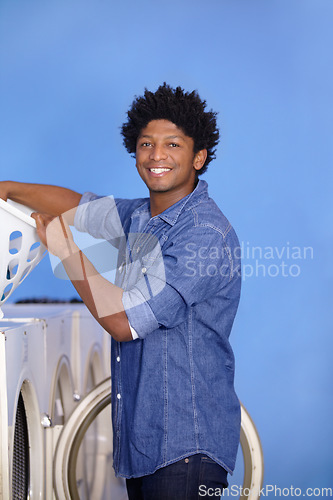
[193,149,207,172]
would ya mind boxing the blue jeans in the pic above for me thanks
[126,454,228,500]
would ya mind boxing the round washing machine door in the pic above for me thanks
[53,379,264,500]
[53,378,127,500]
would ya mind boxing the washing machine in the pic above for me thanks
[0,314,48,499]
[0,303,127,500]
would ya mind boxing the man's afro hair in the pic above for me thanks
[121,83,219,175]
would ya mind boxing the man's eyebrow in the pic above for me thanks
[138,134,184,140]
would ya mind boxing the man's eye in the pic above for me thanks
[169,143,179,148]
[141,142,151,147]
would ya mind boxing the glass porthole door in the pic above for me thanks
[53,378,264,500]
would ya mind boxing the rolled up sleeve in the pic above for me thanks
[123,292,159,338]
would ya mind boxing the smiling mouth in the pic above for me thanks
[149,167,171,173]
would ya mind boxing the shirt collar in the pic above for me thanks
[131,180,209,226]
[157,179,208,226]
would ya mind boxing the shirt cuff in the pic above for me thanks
[128,322,139,340]
[122,290,159,339]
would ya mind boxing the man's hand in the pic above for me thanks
[31,212,78,260]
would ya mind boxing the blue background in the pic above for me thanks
[1,0,332,496]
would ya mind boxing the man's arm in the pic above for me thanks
[0,181,82,219]
[32,212,132,342]
[64,249,132,342]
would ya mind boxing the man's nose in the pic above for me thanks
[149,145,167,161]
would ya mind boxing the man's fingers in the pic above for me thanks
[31,212,49,225]
[30,212,75,257]
[31,212,52,247]
[31,212,43,230]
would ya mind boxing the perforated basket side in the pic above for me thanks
[0,205,46,310]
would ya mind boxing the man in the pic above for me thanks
[0,83,241,499]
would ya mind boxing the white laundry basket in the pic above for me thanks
[0,199,47,317]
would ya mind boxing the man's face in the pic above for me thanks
[135,120,206,202]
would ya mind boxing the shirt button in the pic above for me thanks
[116,356,120,362]
[117,393,121,400]
[185,458,189,463]
[141,267,147,274]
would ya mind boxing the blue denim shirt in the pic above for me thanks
[74,180,241,479]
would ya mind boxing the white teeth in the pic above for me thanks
[150,168,170,173]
